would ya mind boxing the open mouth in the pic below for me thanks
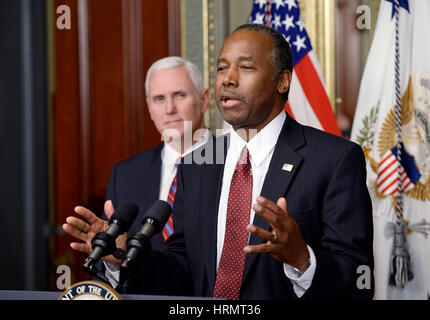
[219,94,243,108]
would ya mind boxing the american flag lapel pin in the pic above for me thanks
[282,163,294,172]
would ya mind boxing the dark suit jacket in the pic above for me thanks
[128,113,374,300]
[105,144,166,251]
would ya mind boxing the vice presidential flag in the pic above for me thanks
[249,0,341,136]
[351,0,430,300]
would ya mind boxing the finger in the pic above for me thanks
[63,223,89,242]
[115,234,128,252]
[70,242,91,254]
[102,254,122,266]
[276,197,288,215]
[104,200,115,220]
[74,206,99,225]
[252,202,281,228]
[246,224,275,243]
[256,196,288,217]
[243,242,273,254]
[65,216,91,233]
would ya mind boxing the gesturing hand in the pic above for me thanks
[62,200,126,266]
[244,196,310,271]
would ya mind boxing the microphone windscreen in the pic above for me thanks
[110,200,139,231]
[143,200,172,230]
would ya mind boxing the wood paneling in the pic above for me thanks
[141,0,170,149]
[122,0,145,157]
[54,0,89,284]
[53,0,172,287]
[168,0,182,56]
[335,0,362,136]
[89,0,126,206]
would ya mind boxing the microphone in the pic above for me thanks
[82,200,138,272]
[120,200,172,270]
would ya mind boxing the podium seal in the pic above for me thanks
[59,281,122,300]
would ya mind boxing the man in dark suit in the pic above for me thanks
[105,55,212,248]
[125,24,374,300]
[63,56,211,268]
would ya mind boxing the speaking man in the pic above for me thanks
[123,24,374,300]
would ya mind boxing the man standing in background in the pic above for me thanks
[63,56,211,266]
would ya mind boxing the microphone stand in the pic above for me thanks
[117,234,153,294]
[117,266,132,294]
[82,262,111,286]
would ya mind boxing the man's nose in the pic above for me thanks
[165,97,177,114]
[222,67,239,88]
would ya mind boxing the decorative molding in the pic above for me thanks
[180,0,187,58]
[182,0,221,130]
[202,0,228,131]
[168,0,181,56]
[183,0,204,73]
[299,0,336,112]
[122,0,145,156]
[203,0,209,92]
[77,0,91,203]
[203,0,220,130]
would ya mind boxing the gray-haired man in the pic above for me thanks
[63,56,211,270]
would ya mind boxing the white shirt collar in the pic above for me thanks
[229,111,286,167]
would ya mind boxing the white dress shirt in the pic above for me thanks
[217,111,316,298]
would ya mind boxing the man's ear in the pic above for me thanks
[200,88,210,114]
[277,69,292,95]
[146,97,155,121]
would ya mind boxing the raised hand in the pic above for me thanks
[244,196,310,271]
[62,200,126,265]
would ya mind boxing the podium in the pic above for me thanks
[0,289,226,318]
[0,290,204,300]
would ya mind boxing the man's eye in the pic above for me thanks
[241,65,253,70]
[175,92,186,99]
[153,96,165,102]
[217,65,227,72]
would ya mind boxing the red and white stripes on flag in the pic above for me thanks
[250,0,341,136]
[351,0,430,299]
[377,150,415,196]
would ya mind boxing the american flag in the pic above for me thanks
[351,0,430,298]
[249,0,341,136]
[376,143,421,196]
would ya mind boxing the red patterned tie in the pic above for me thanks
[162,157,181,242]
[213,147,252,300]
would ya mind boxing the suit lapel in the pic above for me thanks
[200,135,228,293]
[140,145,163,207]
[242,115,306,284]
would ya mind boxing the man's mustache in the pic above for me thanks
[217,90,247,104]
